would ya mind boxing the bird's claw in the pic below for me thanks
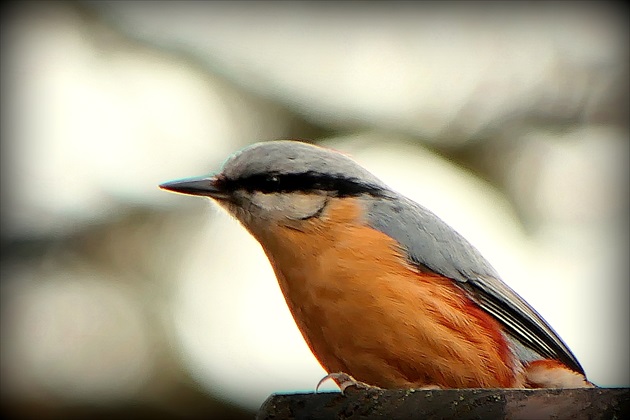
[316,372,380,394]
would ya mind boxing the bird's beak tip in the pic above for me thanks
[159,176,225,198]
[158,180,184,191]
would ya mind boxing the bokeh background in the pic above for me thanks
[1,1,628,418]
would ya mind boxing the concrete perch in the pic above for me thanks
[257,388,629,419]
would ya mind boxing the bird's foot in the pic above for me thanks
[414,384,442,390]
[316,372,381,394]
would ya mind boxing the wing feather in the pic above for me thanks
[365,195,584,375]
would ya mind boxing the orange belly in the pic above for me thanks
[258,197,519,389]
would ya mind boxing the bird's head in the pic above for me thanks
[159,140,391,236]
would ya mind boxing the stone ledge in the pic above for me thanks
[257,388,629,420]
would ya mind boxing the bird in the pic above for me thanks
[159,140,594,391]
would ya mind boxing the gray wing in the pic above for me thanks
[365,195,585,375]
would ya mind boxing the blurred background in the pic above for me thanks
[1,1,628,418]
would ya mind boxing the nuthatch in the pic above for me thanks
[160,140,593,390]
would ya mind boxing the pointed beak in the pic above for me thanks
[159,175,229,200]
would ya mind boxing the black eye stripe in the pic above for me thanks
[219,172,384,197]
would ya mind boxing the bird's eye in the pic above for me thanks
[256,174,281,193]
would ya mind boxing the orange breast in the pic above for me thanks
[258,197,519,388]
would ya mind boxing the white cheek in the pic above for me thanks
[249,192,327,220]
[249,192,282,213]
